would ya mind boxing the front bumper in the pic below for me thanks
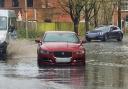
[86,35,104,40]
[38,53,85,66]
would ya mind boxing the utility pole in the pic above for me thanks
[25,0,28,38]
[118,0,121,29]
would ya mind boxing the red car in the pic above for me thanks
[35,31,86,67]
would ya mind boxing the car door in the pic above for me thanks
[108,26,119,39]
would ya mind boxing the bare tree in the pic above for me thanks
[58,0,85,34]
[93,1,100,27]
[83,0,98,31]
[98,0,118,25]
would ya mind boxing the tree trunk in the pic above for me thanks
[85,20,89,32]
[118,0,121,29]
[73,17,79,35]
[74,23,79,35]
[85,11,89,32]
[94,6,98,27]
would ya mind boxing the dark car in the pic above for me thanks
[35,31,86,67]
[86,25,123,42]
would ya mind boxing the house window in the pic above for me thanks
[12,0,19,7]
[121,1,128,11]
[0,0,4,7]
[27,0,33,7]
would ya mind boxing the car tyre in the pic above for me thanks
[102,34,108,42]
[37,58,42,67]
[86,37,91,42]
[0,47,7,60]
[117,34,123,41]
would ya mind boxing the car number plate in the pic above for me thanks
[56,58,71,63]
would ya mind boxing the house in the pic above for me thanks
[0,0,71,22]
[113,0,128,32]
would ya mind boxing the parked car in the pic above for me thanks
[35,31,86,67]
[86,25,123,42]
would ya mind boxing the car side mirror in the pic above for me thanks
[35,39,41,43]
[79,40,86,47]
[80,39,86,45]
[81,38,86,43]
[82,40,86,43]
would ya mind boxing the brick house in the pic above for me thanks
[0,0,71,22]
[113,0,128,32]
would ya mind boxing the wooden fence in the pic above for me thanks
[16,21,85,36]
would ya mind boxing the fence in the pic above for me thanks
[16,21,85,38]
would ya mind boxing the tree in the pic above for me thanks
[98,0,117,25]
[117,0,121,28]
[83,0,98,31]
[58,0,85,34]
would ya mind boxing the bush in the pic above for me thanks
[17,29,44,39]
[16,22,86,39]
[17,29,26,38]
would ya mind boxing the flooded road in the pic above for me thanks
[0,39,85,89]
[1,36,128,89]
[85,36,128,89]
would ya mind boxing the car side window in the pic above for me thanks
[113,27,117,30]
[110,26,117,31]
[110,27,113,31]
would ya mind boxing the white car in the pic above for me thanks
[0,10,16,58]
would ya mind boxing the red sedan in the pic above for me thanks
[35,31,86,67]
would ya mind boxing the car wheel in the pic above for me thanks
[86,37,91,42]
[0,48,7,60]
[82,62,86,66]
[117,34,123,41]
[37,58,42,67]
[3,48,7,55]
[102,34,108,42]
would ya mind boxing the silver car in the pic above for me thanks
[86,25,123,42]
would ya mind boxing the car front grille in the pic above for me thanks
[54,51,72,57]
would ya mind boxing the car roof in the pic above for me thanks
[106,25,119,27]
[95,25,119,29]
[45,31,75,33]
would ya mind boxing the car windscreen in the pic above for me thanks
[43,33,80,43]
[0,17,7,30]
[95,27,105,31]
[95,26,109,32]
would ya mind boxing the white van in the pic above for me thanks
[0,10,16,58]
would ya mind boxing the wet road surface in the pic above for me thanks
[85,36,128,89]
[0,39,85,89]
[1,36,128,89]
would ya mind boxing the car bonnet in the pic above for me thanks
[40,42,81,51]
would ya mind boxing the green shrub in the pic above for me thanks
[17,22,86,39]
[17,29,44,39]
[17,29,26,38]
[37,22,85,36]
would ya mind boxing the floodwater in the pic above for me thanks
[0,36,128,89]
[85,36,128,89]
[0,39,85,89]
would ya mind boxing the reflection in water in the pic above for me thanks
[38,66,86,89]
[85,41,128,89]
[2,39,128,89]
[0,59,86,89]
[85,64,128,89]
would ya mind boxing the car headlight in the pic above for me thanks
[99,32,103,35]
[75,50,85,54]
[39,49,50,54]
